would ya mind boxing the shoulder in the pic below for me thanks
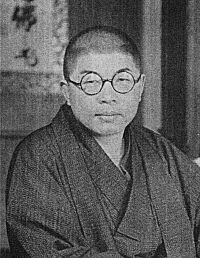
[132,125,200,188]
[132,125,197,166]
[11,123,59,166]
[14,103,70,157]
[132,125,187,156]
[131,125,171,151]
[6,124,64,201]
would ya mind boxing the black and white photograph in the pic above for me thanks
[1,0,200,257]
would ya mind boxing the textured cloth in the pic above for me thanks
[6,104,200,258]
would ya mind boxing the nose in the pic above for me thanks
[97,81,117,103]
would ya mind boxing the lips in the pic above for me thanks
[96,114,118,117]
[95,113,121,123]
[95,112,120,116]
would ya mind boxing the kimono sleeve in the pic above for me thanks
[6,134,122,258]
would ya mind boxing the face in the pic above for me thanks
[62,51,145,137]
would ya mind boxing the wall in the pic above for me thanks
[186,0,200,158]
[142,0,162,131]
[161,0,188,151]
[68,0,142,41]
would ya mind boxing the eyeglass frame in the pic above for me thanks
[65,70,142,96]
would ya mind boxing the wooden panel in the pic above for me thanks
[161,0,188,152]
[186,0,200,158]
[142,0,162,131]
[68,0,142,43]
[1,91,64,132]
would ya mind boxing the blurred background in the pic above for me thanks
[1,0,200,255]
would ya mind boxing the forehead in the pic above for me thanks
[74,31,124,51]
[71,51,139,78]
[66,31,141,75]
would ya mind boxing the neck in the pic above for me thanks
[94,132,124,166]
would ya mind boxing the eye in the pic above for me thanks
[114,72,133,83]
[85,79,96,83]
[82,73,101,84]
[117,77,131,82]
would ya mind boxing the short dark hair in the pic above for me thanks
[63,26,142,80]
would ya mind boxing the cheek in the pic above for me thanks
[122,96,141,121]
[69,91,94,120]
[69,89,83,108]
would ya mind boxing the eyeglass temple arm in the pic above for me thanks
[60,78,81,86]
[136,74,142,82]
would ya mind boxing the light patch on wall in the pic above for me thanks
[1,0,69,74]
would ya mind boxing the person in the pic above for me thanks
[6,26,200,258]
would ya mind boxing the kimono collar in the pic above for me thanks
[119,129,131,181]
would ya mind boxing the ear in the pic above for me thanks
[137,74,145,102]
[60,81,71,106]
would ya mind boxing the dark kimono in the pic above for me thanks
[6,104,200,258]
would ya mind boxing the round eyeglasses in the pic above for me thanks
[66,71,141,95]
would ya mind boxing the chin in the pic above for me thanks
[90,124,126,137]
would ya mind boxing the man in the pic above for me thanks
[6,26,200,257]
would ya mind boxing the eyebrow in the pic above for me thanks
[79,67,133,75]
[80,70,93,75]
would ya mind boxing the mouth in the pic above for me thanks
[95,113,121,122]
[95,112,120,117]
